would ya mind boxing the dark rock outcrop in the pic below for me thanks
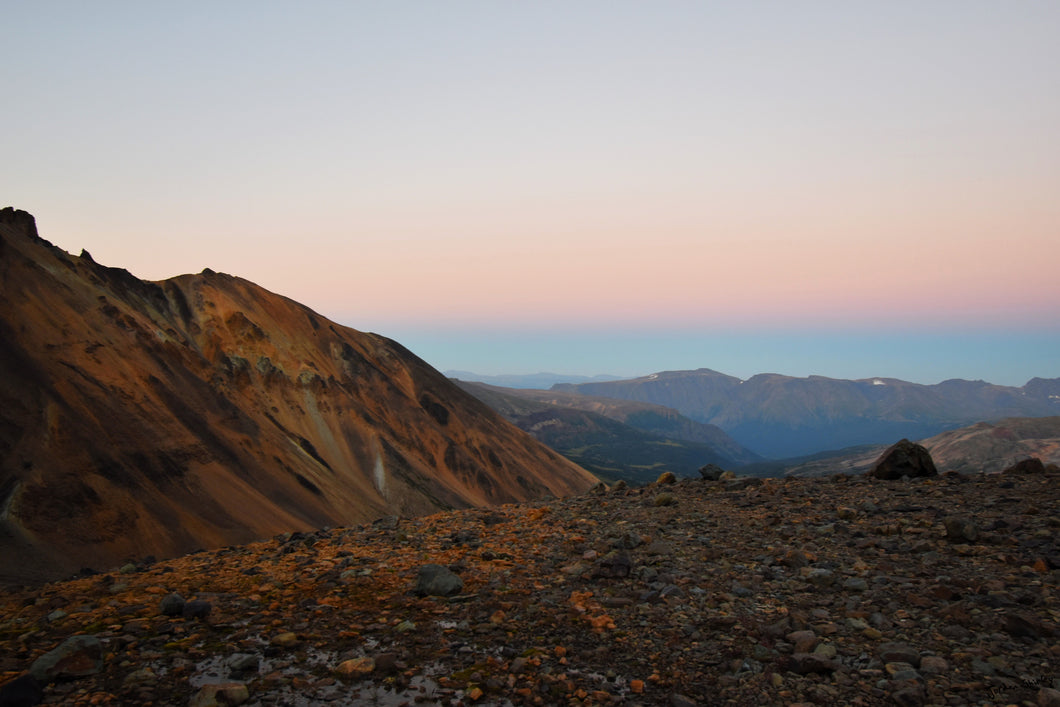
[869,439,938,480]
[1003,457,1046,474]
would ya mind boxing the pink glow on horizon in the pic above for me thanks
[5,3,1058,342]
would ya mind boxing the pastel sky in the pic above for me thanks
[5,2,1058,385]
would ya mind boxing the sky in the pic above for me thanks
[4,2,1059,386]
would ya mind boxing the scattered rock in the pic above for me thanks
[226,654,260,676]
[943,516,979,543]
[843,577,868,592]
[801,567,835,588]
[182,599,213,619]
[122,666,157,688]
[786,630,818,653]
[594,550,633,579]
[189,683,250,707]
[413,563,464,597]
[373,652,400,674]
[918,655,947,674]
[1004,457,1046,474]
[159,592,185,616]
[785,653,838,674]
[656,471,677,485]
[698,464,726,481]
[1002,612,1052,638]
[269,632,298,648]
[653,492,677,507]
[335,657,375,677]
[869,439,938,480]
[890,683,927,707]
[0,674,43,706]
[373,515,400,530]
[1039,688,1060,707]
[28,635,103,683]
[836,506,857,520]
[879,642,921,668]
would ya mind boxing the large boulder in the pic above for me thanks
[869,439,938,480]
[29,635,103,683]
[413,564,463,597]
[698,464,726,481]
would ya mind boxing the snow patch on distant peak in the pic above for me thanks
[647,373,658,380]
[872,379,886,386]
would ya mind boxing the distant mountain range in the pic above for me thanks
[454,381,760,484]
[0,208,595,585]
[445,371,624,389]
[554,369,1060,458]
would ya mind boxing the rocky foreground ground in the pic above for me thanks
[2,467,1059,707]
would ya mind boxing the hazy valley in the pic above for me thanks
[453,381,761,485]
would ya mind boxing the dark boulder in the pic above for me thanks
[1003,457,1045,475]
[943,516,979,543]
[159,593,186,617]
[0,674,43,706]
[869,439,938,480]
[698,464,726,481]
[182,599,213,620]
[413,564,463,597]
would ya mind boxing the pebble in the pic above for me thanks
[335,657,374,677]
[270,632,299,647]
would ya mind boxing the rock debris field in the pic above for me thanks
[2,467,1059,707]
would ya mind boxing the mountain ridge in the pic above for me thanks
[0,207,596,585]
[445,371,624,389]
[554,368,1060,458]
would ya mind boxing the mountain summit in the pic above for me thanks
[0,208,595,585]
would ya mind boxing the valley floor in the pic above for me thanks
[1,468,1059,706]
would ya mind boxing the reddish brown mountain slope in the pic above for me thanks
[0,208,595,585]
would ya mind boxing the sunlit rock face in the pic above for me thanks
[0,207,596,585]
